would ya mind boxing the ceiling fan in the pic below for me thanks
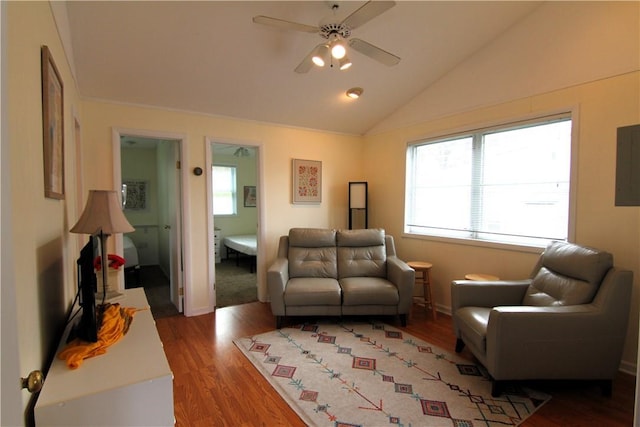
[253,1,400,73]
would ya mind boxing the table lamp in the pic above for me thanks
[71,190,135,304]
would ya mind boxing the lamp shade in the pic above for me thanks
[339,56,352,71]
[71,190,135,235]
[330,37,346,59]
[349,182,367,209]
[311,44,329,67]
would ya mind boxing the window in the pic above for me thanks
[405,116,572,247]
[212,165,237,215]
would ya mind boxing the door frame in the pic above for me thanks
[205,138,266,307]
[0,2,23,423]
[111,128,192,314]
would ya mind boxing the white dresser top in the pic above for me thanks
[36,288,173,407]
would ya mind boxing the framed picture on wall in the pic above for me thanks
[123,180,148,210]
[41,45,65,199]
[244,186,257,207]
[292,158,322,204]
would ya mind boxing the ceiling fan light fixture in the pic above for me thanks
[346,87,363,99]
[331,42,346,59]
[234,147,250,157]
[311,44,329,67]
[329,34,346,59]
[339,56,352,71]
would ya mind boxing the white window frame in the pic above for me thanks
[404,112,577,251]
[212,164,237,216]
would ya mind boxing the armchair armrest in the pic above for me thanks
[267,258,289,316]
[387,256,415,313]
[451,280,531,312]
[486,304,626,380]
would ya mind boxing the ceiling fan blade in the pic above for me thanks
[294,44,324,73]
[252,15,319,33]
[340,1,395,30]
[349,38,400,66]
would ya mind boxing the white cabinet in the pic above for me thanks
[35,288,174,426]
[214,228,221,264]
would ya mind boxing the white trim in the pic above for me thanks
[406,108,576,147]
[82,95,360,137]
[205,141,215,311]
[566,106,580,244]
[404,107,579,251]
[402,232,544,255]
[620,359,638,377]
[0,1,24,423]
[111,128,192,315]
[206,137,266,306]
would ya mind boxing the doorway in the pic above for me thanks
[208,141,261,308]
[116,132,185,318]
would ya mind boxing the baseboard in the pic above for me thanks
[186,306,214,317]
[620,359,637,377]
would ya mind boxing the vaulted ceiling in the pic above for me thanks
[65,1,541,135]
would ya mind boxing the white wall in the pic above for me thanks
[80,101,365,314]
[121,146,161,266]
[371,1,640,134]
[7,1,84,417]
[365,1,640,372]
[5,1,639,422]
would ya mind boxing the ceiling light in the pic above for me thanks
[346,87,363,99]
[329,34,346,59]
[339,56,352,71]
[234,147,250,157]
[311,44,329,67]
[331,42,346,59]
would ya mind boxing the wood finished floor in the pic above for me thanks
[155,302,636,426]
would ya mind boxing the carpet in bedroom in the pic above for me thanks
[216,258,258,308]
[124,260,257,316]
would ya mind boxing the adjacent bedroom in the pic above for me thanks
[212,143,259,308]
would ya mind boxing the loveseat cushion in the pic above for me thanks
[284,278,341,306]
[340,277,399,306]
[288,228,337,279]
[522,241,613,306]
[336,229,386,279]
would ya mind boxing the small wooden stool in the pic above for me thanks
[407,261,437,320]
[464,273,500,281]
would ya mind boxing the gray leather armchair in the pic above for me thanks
[451,241,633,396]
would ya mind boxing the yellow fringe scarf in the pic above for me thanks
[58,303,139,369]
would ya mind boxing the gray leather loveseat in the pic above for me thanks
[267,228,414,328]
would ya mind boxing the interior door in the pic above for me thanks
[168,142,183,312]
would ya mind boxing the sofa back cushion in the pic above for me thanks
[336,229,386,279]
[522,241,613,306]
[288,228,337,279]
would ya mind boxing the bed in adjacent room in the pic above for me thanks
[223,234,257,273]
[123,235,141,287]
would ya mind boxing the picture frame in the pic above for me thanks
[41,46,64,199]
[292,159,322,204]
[243,185,257,207]
[123,180,148,210]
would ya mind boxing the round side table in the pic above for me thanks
[407,261,437,320]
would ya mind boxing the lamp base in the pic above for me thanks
[99,290,125,303]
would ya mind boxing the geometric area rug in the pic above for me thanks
[234,321,550,426]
